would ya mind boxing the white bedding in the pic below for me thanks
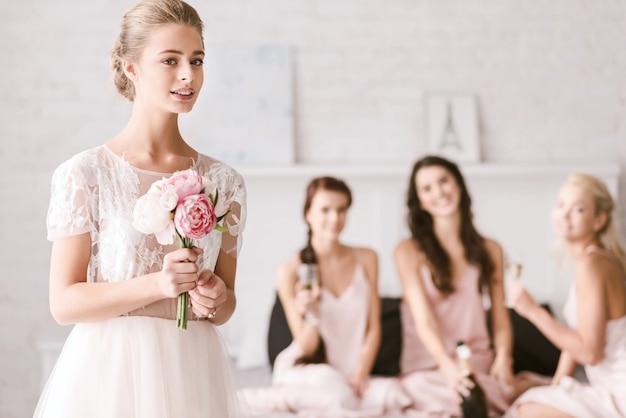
[233,364,411,417]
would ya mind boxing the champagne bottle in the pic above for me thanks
[456,341,489,418]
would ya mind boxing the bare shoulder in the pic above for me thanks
[395,237,421,256]
[483,237,502,253]
[351,246,379,284]
[275,253,300,287]
[576,250,621,285]
[394,237,427,268]
[354,246,378,262]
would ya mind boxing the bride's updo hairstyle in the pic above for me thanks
[110,0,204,101]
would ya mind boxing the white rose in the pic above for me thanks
[154,221,176,246]
[160,189,179,211]
[202,176,218,197]
[132,193,171,235]
[214,196,230,217]
[148,179,164,194]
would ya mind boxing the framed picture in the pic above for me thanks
[425,93,481,163]
[183,45,294,165]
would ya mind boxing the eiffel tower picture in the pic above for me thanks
[439,100,463,152]
[426,94,480,162]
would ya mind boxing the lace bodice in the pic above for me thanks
[46,145,247,317]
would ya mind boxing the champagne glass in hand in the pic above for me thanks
[505,256,523,308]
[297,263,320,325]
[505,259,523,281]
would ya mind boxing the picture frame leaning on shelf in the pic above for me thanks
[425,93,481,163]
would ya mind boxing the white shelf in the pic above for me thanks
[234,161,620,180]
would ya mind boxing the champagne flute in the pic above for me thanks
[505,255,523,308]
[298,263,319,293]
[505,260,523,281]
[297,263,320,325]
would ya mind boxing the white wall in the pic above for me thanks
[1,1,625,417]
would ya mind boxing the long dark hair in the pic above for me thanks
[406,155,493,294]
[294,176,352,365]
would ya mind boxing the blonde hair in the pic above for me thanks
[110,0,204,101]
[566,172,626,273]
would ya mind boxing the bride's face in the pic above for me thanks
[128,23,205,114]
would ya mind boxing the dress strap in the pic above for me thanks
[352,248,365,276]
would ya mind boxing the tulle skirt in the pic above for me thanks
[34,316,247,418]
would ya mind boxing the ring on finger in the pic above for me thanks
[207,307,217,319]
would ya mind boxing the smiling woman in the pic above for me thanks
[34,1,247,417]
[395,155,515,417]
[240,176,412,416]
[504,173,626,418]
[119,23,205,117]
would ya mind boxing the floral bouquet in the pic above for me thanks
[132,168,230,330]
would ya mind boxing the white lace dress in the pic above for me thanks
[34,145,247,418]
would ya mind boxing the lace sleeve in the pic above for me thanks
[206,161,247,258]
[46,156,98,241]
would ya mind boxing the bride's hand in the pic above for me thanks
[158,247,202,298]
[189,269,227,319]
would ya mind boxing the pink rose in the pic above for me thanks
[162,169,203,201]
[174,194,217,239]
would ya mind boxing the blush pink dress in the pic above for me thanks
[399,264,514,417]
[242,250,411,417]
[504,247,626,418]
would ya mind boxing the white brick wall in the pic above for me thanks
[1,1,625,416]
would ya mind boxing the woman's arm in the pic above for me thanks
[485,240,514,384]
[276,256,321,357]
[511,254,609,366]
[49,233,200,325]
[551,351,577,385]
[189,249,237,325]
[350,247,382,395]
[395,239,458,383]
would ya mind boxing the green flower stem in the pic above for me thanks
[176,234,194,330]
[177,292,188,330]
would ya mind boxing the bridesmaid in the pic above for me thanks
[242,176,411,417]
[505,173,626,418]
[395,155,515,417]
